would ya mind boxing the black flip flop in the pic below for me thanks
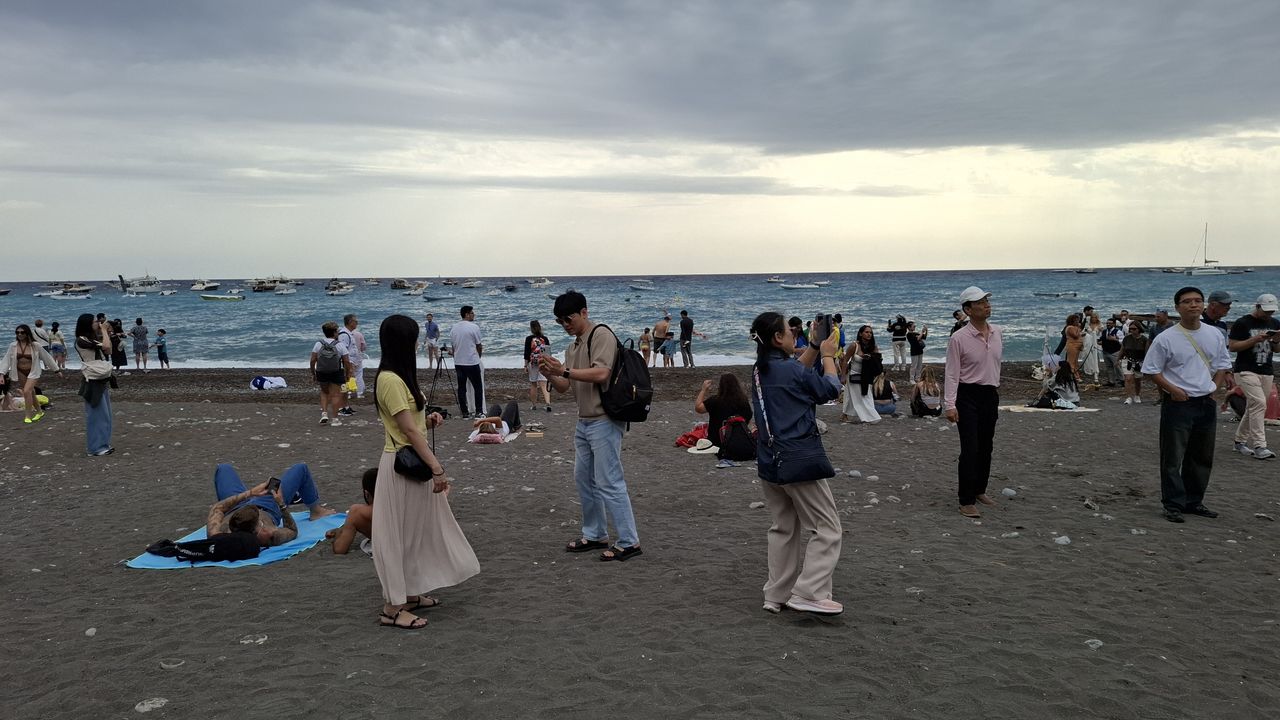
[565,538,610,553]
[600,545,643,562]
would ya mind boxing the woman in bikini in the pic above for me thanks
[1,324,60,424]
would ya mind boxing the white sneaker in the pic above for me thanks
[1123,397,1133,405]
[1135,396,1142,404]
[1253,447,1275,460]
[762,601,781,614]
[1235,442,1255,457]
[329,418,343,427]
[785,596,844,615]
[319,413,329,425]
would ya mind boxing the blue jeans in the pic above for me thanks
[1158,395,1216,512]
[573,418,639,547]
[84,390,112,454]
[214,462,320,524]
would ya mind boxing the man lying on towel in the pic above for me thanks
[209,463,337,547]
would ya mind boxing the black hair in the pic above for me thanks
[856,325,876,354]
[553,291,587,318]
[788,316,802,327]
[95,313,106,321]
[157,328,165,334]
[751,312,786,375]
[832,313,843,323]
[374,314,424,412]
[135,317,143,325]
[361,467,378,500]
[1053,362,1078,393]
[714,373,751,415]
[74,314,97,349]
[680,310,689,317]
[1174,286,1204,305]
[459,305,474,318]
[50,322,59,332]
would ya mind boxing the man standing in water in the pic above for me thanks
[651,313,671,367]
[944,287,1003,519]
[539,291,642,562]
[678,310,707,369]
[1142,287,1232,522]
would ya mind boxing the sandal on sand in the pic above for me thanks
[565,538,609,553]
[380,609,427,630]
[405,595,442,612]
[600,545,643,562]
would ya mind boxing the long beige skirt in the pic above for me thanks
[372,451,480,605]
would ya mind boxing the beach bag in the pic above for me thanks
[753,367,834,485]
[146,532,261,563]
[78,341,114,381]
[393,443,434,481]
[315,339,342,373]
[587,324,653,424]
[717,415,757,461]
[675,423,708,448]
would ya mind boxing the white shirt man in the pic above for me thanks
[449,306,485,416]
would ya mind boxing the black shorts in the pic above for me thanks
[157,351,169,362]
[315,369,345,386]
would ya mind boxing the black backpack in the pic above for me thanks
[315,339,342,373]
[586,324,653,423]
[718,415,757,461]
[146,532,262,563]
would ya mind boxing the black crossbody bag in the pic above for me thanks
[753,366,835,485]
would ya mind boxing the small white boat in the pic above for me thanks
[226,288,245,294]
[190,280,220,291]
[275,287,297,295]
[123,292,147,298]
[1186,223,1227,276]
[461,279,484,288]
[780,283,820,290]
[363,278,380,286]
[423,294,455,301]
[765,276,785,283]
[629,283,657,292]
[484,289,502,296]
[527,277,554,288]
[0,289,9,296]
[326,288,354,296]
[33,290,61,297]
[202,292,245,302]
[811,280,831,286]
[158,289,178,296]
[52,293,91,300]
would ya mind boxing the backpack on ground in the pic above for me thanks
[315,339,342,373]
[586,324,653,424]
[146,532,262,563]
[717,415,757,461]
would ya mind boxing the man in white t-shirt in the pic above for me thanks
[1141,286,1233,524]
[449,305,485,417]
[337,314,365,415]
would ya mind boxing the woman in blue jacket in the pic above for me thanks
[749,311,844,616]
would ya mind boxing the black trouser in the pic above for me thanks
[486,401,521,431]
[456,363,483,415]
[1159,395,1216,512]
[956,383,999,505]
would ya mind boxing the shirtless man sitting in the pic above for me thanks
[326,468,376,554]
[207,462,337,547]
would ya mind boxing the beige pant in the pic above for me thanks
[1235,372,1274,449]
[761,479,842,604]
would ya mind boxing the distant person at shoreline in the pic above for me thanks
[207,462,337,547]
[749,310,843,615]
[1228,293,1280,460]
[421,313,441,369]
[130,317,149,373]
[651,313,671,367]
[338,313,367,408]
[48,321,67,369]
[639,327,652,367]
[31,319,51,351]
[1120,321,1149,405]
[679,310,707,369]
[906,321,928,383]
[887,315,909,371]
[1063,313,1083,381]
[540,290,643,562]
[109,319,128,373]
[1148,309,1175,341]
[74,313,114,455]
[944,286,1003,519]
[1142,286,1232,523]
[949,310,967,336]
[450,305,485,418]
[660,330,678,367]
[523,320,552,412]
[311,321,353,426]
[1100,317,1124,387]
[1081,313,1102,384]
[327,468,377,555]
[840,325,881,424]
[153,329,170,369]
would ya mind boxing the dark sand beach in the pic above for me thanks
[4,365,1279,718]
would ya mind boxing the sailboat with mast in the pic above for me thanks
[1187,223,1227,276]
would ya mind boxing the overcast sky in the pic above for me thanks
[1,0,1278,281]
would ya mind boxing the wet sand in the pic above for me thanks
[3,364,1278,718]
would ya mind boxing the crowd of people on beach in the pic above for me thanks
[6,279,1278,626]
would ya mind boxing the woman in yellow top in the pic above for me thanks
[372,314,479,630]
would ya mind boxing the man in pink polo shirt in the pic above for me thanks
[944,286,1004,518]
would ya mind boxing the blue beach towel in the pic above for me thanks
[126,511,346,570]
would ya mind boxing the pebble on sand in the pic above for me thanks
[1001,488,1017,498]
[85,627,97,637]
[1054,536,1072,545]
[135,698,168,713]
[749,501,765,509]
[1083,639,1104,650]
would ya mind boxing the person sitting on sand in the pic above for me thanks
[910,366,943,417]
[327,468,376,555]
[207,462,337,547]
[468,401,522,443]
[871,374,899,416]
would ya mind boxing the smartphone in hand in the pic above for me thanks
[265,476,281,494]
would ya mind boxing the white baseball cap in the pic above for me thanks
[1258,293,1279,312]
[959,286,991,305]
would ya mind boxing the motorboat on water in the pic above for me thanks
[1075,268,1098,274]
[123,292,147,298]
[275,287,297,295]
[780,283,820,290]
[202,292,245,302]
[423,294,455,302]
[527,277,554,288]
[325,278,354,292]
[390,278,410,290]
[629,283,657,292]
[55,283,95,295]
[0,289,9,296]
[442,278,459,286]
[250,279,278,292]
[503,283,518,292]
[461,279,484,288]
[190,279,221,291]
[765,276,785,283]
[52,292,93,300]
[111,274,166,292]
[363,278,380,286]
[326,287,354,296]
[402,282,429,296]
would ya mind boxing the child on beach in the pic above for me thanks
[153,329,170,369]
[327,468,376,555]
[661,331,678,367]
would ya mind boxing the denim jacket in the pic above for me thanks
[751,352,841,482]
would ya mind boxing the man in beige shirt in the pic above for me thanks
[540,291,642,562]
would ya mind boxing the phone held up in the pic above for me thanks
[265,476,281,494]
[812,314,833,345]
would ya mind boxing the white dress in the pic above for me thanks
[1080,327,1101,380]
[841,353,881,423]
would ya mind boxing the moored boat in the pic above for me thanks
[202,292,245,302]
[190,279,221,291]
[779,283,820,290]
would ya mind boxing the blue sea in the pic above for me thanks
[2,269,1275,369]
